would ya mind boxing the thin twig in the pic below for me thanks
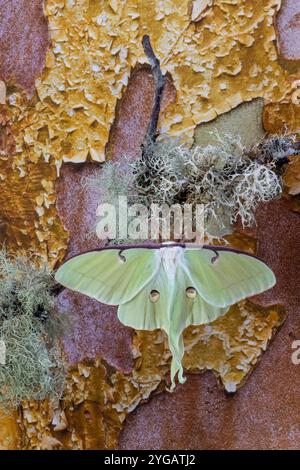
[142,35,166,146]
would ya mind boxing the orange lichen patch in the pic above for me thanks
[0,107,15,156]
[190,0,214,22]
[262,76,300,133]
[21,363,116,449]
[283,154,300,196]
[224,231,257,254]
[183,301,284,392]
[0,410,21,450]
[4,0,292,173]
[0,156,67,263]
[263,101,300,134]
[20,336,168,449]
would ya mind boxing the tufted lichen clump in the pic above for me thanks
[0,249,65,409]
[93,133,284,240]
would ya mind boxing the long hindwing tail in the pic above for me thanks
[118,263,229,390]
[168,267,229,390]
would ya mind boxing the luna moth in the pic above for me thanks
[55,243,275,390]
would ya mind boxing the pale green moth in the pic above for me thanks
[55,243,276,390]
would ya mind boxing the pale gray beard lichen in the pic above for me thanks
[90,133,285,242]
[0,249,65,408]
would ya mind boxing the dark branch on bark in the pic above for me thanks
[142,35,166,148]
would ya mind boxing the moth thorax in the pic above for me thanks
[160,246,183,278]
[149,290,160,303]
[186,287,197,299]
